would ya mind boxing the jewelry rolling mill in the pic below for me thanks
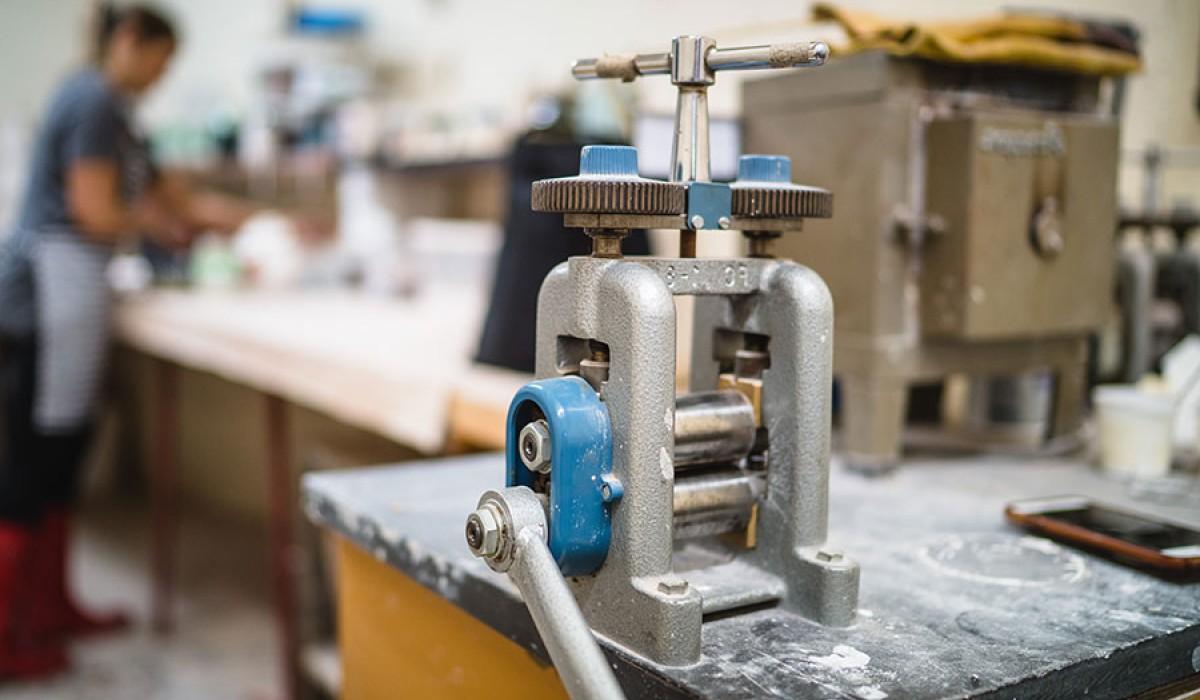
[463,36,858,698]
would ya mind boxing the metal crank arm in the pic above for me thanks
[466,487,625,700]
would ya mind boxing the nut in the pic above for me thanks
[519,420,552,474]
[465,506,502,558]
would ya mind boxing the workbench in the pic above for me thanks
[304,453,1200,699]
[112,287,526,697]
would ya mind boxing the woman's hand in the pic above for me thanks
[287,210,336,247]
[133,198,192,250]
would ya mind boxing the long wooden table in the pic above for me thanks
[113,287,527,698]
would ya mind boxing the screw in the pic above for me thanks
[519,420,552,474]
[815,549,843,563]
[465,507,502,558]
[657,578,689,595]
[718,216,731,230]
[465,516,483,550]
[809,41,830,65]
[690,214,705,230]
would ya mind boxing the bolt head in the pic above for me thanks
[519,420,552,474]
[690,214,705,229]
[718,216,731,230]
[657,577,689,595]
[465,507,502,558]
[810,41,830,66]
[815,549,844,563]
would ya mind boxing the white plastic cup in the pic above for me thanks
[1092,385,1175,478]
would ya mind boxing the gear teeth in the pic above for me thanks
[532,178,686,215]
[731,185,833,219]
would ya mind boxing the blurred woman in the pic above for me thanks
[0,4,303,677]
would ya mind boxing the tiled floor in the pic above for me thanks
[0,499,281,700]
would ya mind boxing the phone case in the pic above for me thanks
[1005,497,1200,573]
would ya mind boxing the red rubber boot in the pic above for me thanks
[32,510,129,639]
[0,523,67,679]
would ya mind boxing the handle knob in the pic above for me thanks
[737,155,793,183]
[579,145,640,178]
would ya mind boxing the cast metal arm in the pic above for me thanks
[466,487,625,700]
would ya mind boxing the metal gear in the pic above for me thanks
[730,183,833,219]
[531,177,686,216]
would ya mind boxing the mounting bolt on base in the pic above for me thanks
[657,577,690,596]
[815,549,844,563]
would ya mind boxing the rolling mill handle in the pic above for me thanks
[571,40,828,81]
[466,487,626,700]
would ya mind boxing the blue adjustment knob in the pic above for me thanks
[737,154,792,183]
[579,145,639,177]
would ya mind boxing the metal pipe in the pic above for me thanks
[674,391,756,467]
[671,86,710,182]
[571,53,670,80]
[706,42,829,71]
[509,527,625,700]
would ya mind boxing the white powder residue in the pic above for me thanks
[811,644,871,671]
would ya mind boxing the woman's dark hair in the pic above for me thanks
[93,3,178,62]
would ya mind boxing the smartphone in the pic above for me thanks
[1005,496,1200,573]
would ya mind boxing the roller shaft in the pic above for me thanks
[674,390,756,467]
[673,468,763,539]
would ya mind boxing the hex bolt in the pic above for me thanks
[519,420,552,474]
[657,578,689,595]
[815,549,843,563]
[690,214,705,230]
[465,506,502,558]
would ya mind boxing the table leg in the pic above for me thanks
[265,394,300,699]
[151,359,179,634]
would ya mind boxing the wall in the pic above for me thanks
[0,0,1196,203]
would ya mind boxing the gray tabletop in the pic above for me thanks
[303,453,1200,699]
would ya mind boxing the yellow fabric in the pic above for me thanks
[814,3,1140,76]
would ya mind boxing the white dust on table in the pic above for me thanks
[709,635,894,699]
[811,644,871,671]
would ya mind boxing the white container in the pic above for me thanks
[1092,385,1175,479]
